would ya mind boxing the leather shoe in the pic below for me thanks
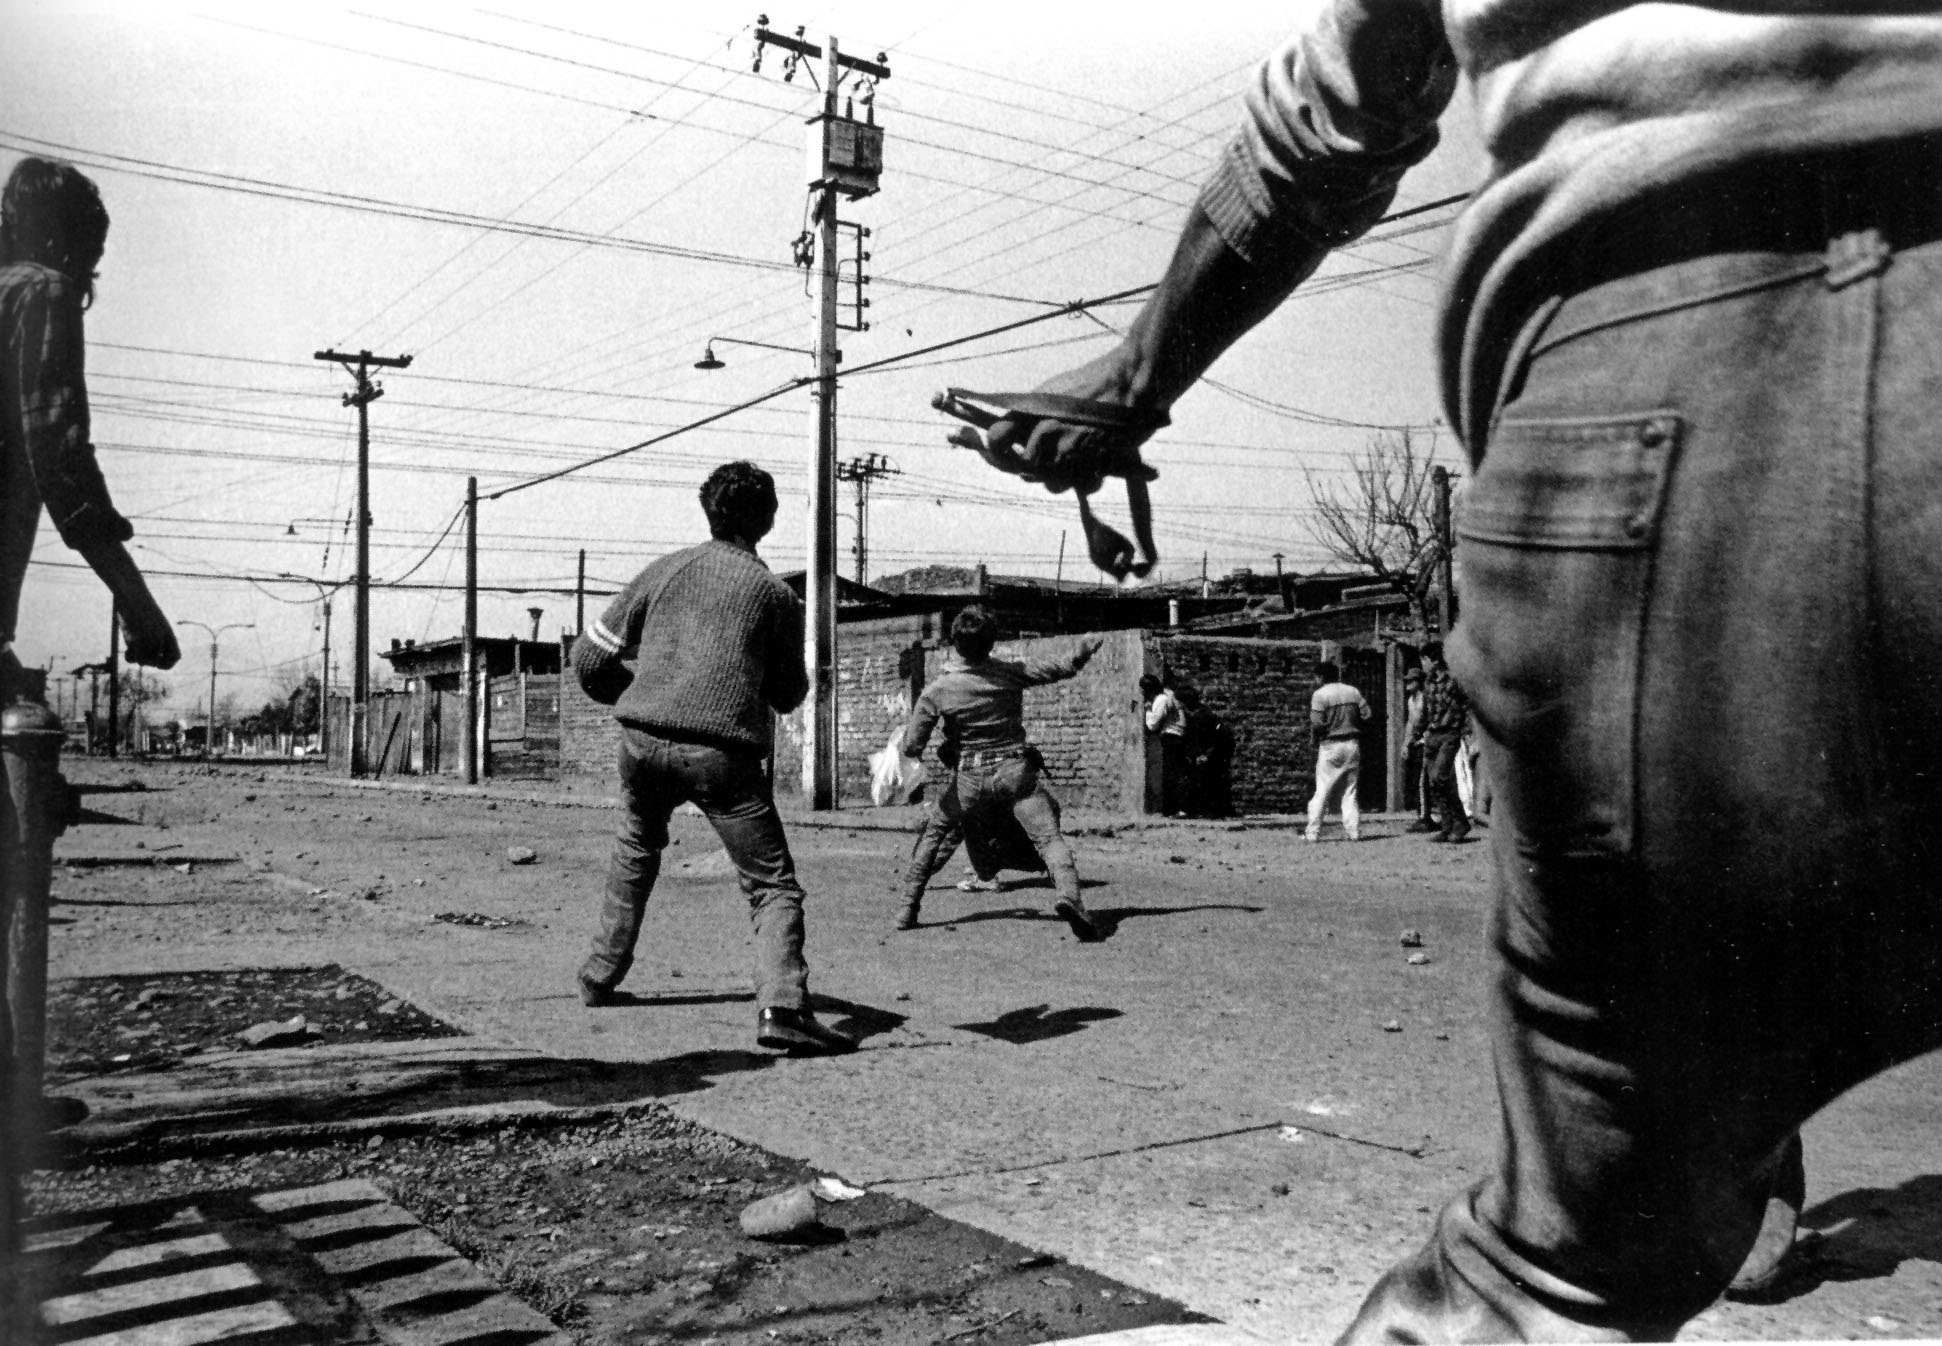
[895,903,921,931]
[1406,818,1441,833]
[757,1006,856,1055]
[1054,898,1102,942]
[578,974,615,1007]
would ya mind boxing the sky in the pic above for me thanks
[2,2,1485,722]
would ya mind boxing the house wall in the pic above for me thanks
[1149,635,1330,815]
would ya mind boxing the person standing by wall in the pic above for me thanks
[1305,660,1371,842]
[1400,667,1436,832]
[1137,672,1188,816]
[1178,685,1234,819]
[571,460,851,1057]
[899,608,1103,941]
[1419,641,1471,844]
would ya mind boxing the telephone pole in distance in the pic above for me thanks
[314,347,412,777]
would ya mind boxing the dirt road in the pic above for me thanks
[41,758,1942,1342]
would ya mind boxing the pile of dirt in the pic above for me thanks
[46,966,461,1078]
[32,966,1210,1344]
[30,1114,1208,1345]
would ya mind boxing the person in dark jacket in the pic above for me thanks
[571,460,849,1056]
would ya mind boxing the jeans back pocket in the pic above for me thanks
[1450,413,1681,859]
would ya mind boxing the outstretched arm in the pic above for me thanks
[977,2,1454,487]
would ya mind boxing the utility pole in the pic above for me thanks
[575,548,587,634]
[835,453,899,584]
[106,601,120,757]
[314,347,411,777]
[1432,465,1455,636]
[464,476,479,786]
[753,16,888,810]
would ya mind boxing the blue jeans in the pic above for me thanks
[906,755,1082,909]
[1344,150,1942,1341]
[581,727,808,1012]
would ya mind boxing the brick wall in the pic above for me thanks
[1150,635,1329,815]
[558,635,619,778]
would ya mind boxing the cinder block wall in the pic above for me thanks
[1150,635,1328,814]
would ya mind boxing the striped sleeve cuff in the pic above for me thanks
[586,617,624,655]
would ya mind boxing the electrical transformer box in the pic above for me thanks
[807,113,884,198]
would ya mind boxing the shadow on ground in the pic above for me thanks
[953,1004,1123,1044]
[1730,1174,1942,1304]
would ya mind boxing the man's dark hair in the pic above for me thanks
[700,460,777,540]
[2,157,110,309]
[950,605,999,662]
[1317,660,1339,683]
[1137,673,1163,696]
[1422,640,1445,664]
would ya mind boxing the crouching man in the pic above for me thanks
[572,460,851,1055]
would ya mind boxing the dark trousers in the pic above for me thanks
[1342,151,1942,1341]
[581,727,808,1012]
[1423,729,1467,835]
[903,756,1080,909]
[1157,733,1189,815]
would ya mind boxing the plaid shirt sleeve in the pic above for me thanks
[1424,667,1470,734]
[8,269,133,550]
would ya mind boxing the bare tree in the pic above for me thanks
[1304,427,1446,633]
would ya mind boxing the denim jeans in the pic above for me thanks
[1423,729,1466,835]
[581,727,808,1012]
[1306,739,1362,840]
[1344,152,1942,1341]
[906,756,1082,909]
[901,785,1054,903]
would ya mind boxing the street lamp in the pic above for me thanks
[694,335,814,369]
[279,574,351,765]
[175,620,254,760]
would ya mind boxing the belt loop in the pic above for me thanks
[1826,228,1890,290]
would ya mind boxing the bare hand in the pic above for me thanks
[973,351,1163,494]
[122,606,181,669]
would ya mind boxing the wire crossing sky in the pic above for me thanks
[3,2,1484,719]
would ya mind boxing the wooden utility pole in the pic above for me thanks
[464,476,479,785]
[1432,465,1454,636]
[105,602,120,757]
[314,347,412,777]
[836,452,899,584]
[753,17,888,810]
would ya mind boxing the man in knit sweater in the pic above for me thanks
[571,460,851,1056]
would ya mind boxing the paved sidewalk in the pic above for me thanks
[25,1179,566,1346]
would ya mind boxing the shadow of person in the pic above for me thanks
[1085,902,1265,939]
[1729,1173,1942,1304]
[808,994,909,1046]
[953,1003,1123,1044]
[603,990,755,1008]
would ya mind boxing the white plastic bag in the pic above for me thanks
[868,731,925,806]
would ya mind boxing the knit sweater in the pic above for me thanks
[573,538,806,751]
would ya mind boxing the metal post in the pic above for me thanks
[464,476,479,786]
[4,692,66,1185]
[803,35,843,810]
[206,637,217,758]
[576,548,586,635]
